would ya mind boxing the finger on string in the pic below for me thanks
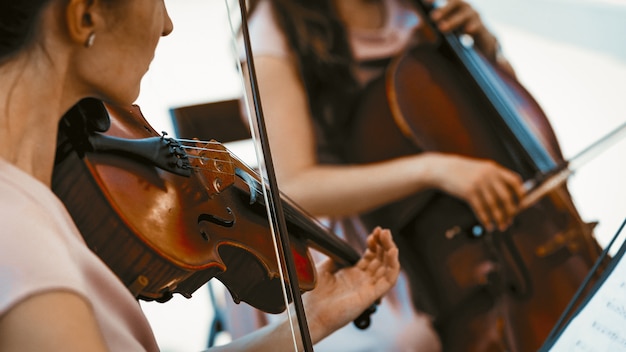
[428,0,458,20]
[435,4,473,33]
[462,16,482,36]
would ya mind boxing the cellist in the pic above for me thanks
[0,0,401,351]
[231,0,570,351]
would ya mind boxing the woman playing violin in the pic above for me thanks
[237,0,528,350]
[0,0,401,351]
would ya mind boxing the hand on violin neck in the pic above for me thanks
[302,227,399,343]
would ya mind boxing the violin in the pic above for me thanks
[342,1,606,351]
[52,98,375,325]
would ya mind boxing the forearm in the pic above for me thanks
[205,317,305,352]
[278,154,438,217]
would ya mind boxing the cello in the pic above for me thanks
[343,0,606,350]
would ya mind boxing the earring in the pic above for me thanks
[85,32,96,48]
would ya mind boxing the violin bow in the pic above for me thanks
[521,121,626,209]
[446,121,626,239]
[228,0,315,350]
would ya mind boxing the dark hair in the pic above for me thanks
[0,1,50,62]
[248,0,360,155]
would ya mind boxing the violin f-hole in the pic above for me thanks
[198,209,236,234]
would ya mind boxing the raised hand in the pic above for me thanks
[303,227,400,342]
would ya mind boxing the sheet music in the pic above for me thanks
[545,220,626,351]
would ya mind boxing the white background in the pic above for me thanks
[135,1,626,351]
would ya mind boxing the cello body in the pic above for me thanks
[344,28,604,352]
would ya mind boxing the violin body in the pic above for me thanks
[344,37,604,351]
[53,99,318,314]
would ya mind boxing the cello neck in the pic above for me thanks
[413,0,558,174]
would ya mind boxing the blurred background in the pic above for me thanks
[135,0,626,351]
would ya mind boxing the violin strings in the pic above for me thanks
[169,140,262,182]
[177,141,257,174]
[175,137,219,144]
[173,137,341,248]
[171,137,296,211]
[173,141,236,167]
[184,165,231,176]
[169,137,254,167]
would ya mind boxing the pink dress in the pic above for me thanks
[0,158,159,351]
